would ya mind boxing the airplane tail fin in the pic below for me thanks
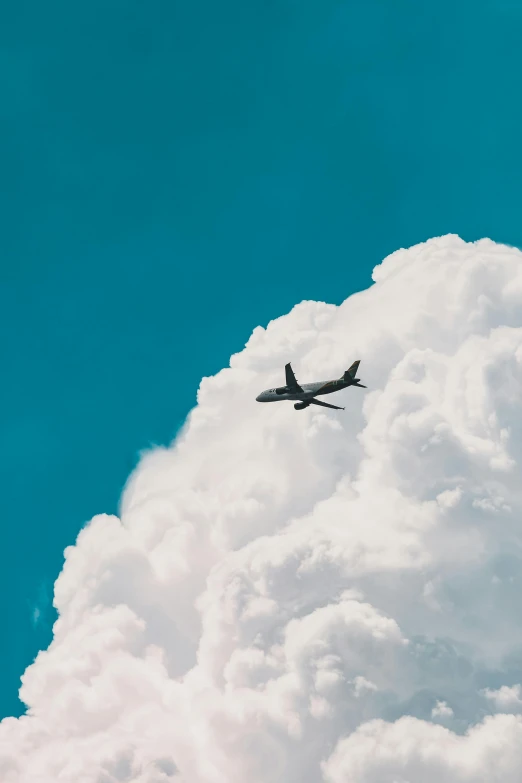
[343,360,360,382]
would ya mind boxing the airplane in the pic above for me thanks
[256,360,366,411]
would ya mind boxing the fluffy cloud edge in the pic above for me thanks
[2,235,522,782]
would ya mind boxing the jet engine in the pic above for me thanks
[294,401,310,410]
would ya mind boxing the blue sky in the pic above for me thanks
[2,0,522,718]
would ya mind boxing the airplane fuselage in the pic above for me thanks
[256,376,354,403]
[256,360,365,411]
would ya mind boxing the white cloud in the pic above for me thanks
[322,715,522,783]
[483,684,522,712]
[3,235,522,781]
[431,700,454,719]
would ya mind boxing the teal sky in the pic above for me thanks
[2,0,522,718]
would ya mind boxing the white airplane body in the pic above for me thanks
[256,361,366,411]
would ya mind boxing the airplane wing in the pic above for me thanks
[285,362,303,392]
[310,398,344,411]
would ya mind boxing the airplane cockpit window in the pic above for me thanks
[275,387,288,395]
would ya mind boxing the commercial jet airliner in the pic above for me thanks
[256,360,366,411]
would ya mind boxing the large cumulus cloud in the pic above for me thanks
[3,235,522,782]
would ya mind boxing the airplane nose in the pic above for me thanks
[256,393,263,402]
